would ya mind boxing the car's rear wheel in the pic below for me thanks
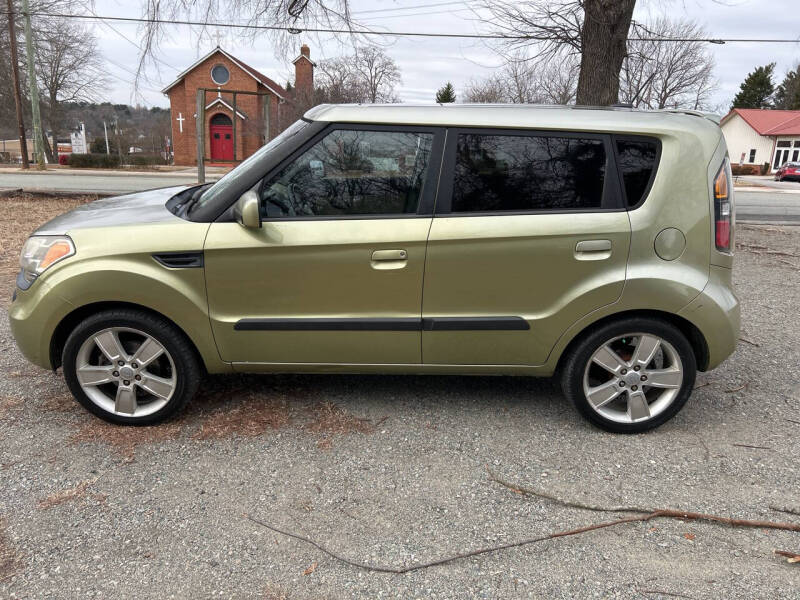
[62,309,201,425]
[561,318,696,433]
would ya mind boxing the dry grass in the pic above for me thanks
[37,479,106,510]
[0,192,95,303]
[0,518,23,584]
[194,391,291,440]
[68,420,185,462]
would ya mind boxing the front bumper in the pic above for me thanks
[8,277,74,370]
[678,264,740,371]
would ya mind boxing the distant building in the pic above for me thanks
[721,108,800,172]
[163,45,315,166]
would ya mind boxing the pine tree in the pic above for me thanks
[774,66,800,110]
[435,82,456,103]
[731,64,776,109]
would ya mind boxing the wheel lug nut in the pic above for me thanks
[135,375,141,381]
[641,375,647,381]
[634,366,640,371]
[132,363,138,369]
[112,371,119,377]
[118,360,124,366]
[619,381,626,387]
[620,369,627,375]
[631,385,638,391]
[123,380,130,386]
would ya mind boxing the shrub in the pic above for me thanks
[58,154,70,165]
[68,153,122,169]
[731,164,761,176]
[127,153,168,167]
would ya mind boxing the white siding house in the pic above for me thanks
[721,109,800,172]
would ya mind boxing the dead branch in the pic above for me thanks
[787,419,800,426]
[485,468,800,533]
[637,589,696,599]
[774,550,800,563]
[738,337,760,347]
[771,505,800,517]
[247,512,658,574]
[693,381,712,390]
[246,470,800,575]
[733,443,772,450]
[725,382,749,393]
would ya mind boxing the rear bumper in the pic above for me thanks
[678,265,740,371]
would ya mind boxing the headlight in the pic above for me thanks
[18,235,75,287]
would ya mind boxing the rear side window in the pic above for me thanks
[616,138,659,207]
[451,133,607,213]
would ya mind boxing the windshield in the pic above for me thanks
[188,119,312,215]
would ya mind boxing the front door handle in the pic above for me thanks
[371,249,408,270]
[574,239,612,261]
[371,249,407,261]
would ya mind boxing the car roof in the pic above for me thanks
[304,103,722,137]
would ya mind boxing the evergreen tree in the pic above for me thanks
[435,82,457,103]
[774,66,800,110]
[731,63,776,109]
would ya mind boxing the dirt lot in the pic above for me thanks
[1,194,799,598]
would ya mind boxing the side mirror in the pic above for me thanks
[233,190,261,229]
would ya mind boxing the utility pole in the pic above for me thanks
[21,0,44,169]
[103,120,110,154]
[6,0,29,168]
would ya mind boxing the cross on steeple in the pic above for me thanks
[213,31,224,48]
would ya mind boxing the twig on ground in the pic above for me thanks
[787,419,800,426]
[778,259,799,269]
[770,505,800,517]
[692,433,711,461]
[738,337,760,347]
[774,550,800,564]
[732,443,772,450]
[694,381,712,390]
[246,470,800,575]
[725,382,749,393]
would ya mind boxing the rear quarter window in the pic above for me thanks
[615,137,660,207]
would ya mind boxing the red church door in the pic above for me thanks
[209,113,233,161]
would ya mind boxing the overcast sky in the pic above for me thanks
[92,0,799,112]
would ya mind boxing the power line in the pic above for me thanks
[5,10,800,44]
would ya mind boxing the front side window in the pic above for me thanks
[450,133,607,213]
[259,129,433,218]
[616,138,659,207]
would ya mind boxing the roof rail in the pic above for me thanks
[660,108,721,125]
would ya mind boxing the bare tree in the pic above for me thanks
[315,46,400,105]
[481,0,635,105]
[35,18,108,160]
[463,53,578,105]
[352,46,401,104]
[620,17,717,110]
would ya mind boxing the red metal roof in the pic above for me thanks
[723,108,800,136]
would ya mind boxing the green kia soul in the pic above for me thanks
[9,104,739,433]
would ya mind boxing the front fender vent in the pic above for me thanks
[152,251,204,269]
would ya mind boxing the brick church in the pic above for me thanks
[163,45,315,166]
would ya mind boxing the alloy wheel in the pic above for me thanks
[582,333,684,424]
[75,327,177,418]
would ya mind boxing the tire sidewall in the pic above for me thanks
[62,311,198,425]
[563,318,697,433]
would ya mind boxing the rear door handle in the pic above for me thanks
[371,249,407,261]
[575,239,612,260]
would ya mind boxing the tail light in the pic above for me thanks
[713,160,733,252]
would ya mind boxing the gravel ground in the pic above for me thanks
[1,197,799,598]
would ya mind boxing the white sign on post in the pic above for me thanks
[70,123,88,154]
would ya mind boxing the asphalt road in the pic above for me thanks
[0,170,219,195]
[736,190,800,224]
[1,199,799,598]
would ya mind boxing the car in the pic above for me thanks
[774,161,800,182]
[9,104,739,433]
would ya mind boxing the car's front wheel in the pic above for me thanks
[62,309,201,425]
[561,318,696,433]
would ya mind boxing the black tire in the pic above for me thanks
[560,317,696,433]
[62,308,201,425]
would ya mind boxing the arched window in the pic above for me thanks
[210,113,232,126]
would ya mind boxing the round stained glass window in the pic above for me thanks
[211,64,230,85]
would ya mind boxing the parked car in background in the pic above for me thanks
[775,161,800,182]
[9,104,739,433]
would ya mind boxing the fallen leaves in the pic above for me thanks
[303,561,318,576]
[193,392,290,440]
[0,518,23,584]
[37,479,107,510]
